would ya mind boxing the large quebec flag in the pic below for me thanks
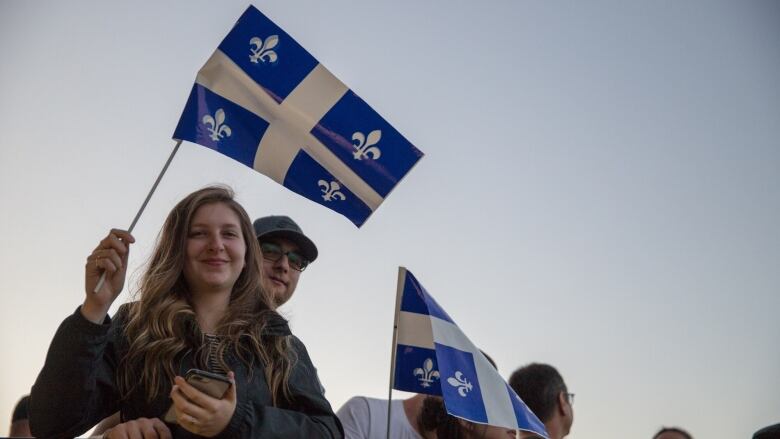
[392,268,548,437]
[173,5,423,227]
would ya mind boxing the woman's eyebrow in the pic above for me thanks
[189,222,241,228]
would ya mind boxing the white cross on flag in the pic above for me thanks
[173,5,424,227]
[392,267,549,437]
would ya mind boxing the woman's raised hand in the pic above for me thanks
[169,371,238,437]
[82,229,135,323]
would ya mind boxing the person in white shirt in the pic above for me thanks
[337,394,433,439]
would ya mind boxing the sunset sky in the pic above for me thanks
[1,1,778,437]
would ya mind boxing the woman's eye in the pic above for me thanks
[189,230,205,237]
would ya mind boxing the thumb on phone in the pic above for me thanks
[224,371,237,403]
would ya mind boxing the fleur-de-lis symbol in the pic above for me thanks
[318,180,346,202]
[249,35,279,64]
[202,109,232,142]
[352,130,382,160]
[447,371,473,397]
[413,358,440,388]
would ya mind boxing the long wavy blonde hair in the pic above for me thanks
[119,186,295,406]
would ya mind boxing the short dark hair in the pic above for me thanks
[653,427,693,439]
[416,351,498,438]
[12,395,30,422]
[508,363,567,423]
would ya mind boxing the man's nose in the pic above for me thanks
[274,253,290,271]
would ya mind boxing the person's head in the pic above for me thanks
[253,215,317,306]
[418,396,517,439]
[509,363,573,438]
[416,350,516,439]
[9,395,31,437]
[121,186,292,404]
[142,185,268,306]
[653,427,693,439]
[753,423,780,439]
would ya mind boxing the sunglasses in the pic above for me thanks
[260,242,309,272]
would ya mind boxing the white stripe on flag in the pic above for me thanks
[194,50,383,210]
[430,316,519,429]
[397,310,434,349]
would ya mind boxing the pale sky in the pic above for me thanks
[1,1,778,438]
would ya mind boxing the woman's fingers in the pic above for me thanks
[139,420,162,439]
[82,229,138,323]
[168,374,236,437]
[99,248,123,272]
[170,383,209,420]
[98,236,127,255]
[110,228,135,243]
[90,251,118,273]
[223,371,237,403]
[88,230,135,273]
[106,418,168,439]
[99,231,133,258]
[173,376,218,409]
[105,426,127,439]
[179,413,202,435]
[96,231,130,252]
[170,385,206,435]
[151,418,172,439]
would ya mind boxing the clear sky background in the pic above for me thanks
[1,1,778,437]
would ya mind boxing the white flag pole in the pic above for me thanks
[93,139,183,293]
[386,266,407,439]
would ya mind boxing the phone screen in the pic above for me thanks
[185,370,231,399]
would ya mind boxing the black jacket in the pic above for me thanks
[30,304,343,439]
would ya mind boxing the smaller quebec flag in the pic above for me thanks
[392,268,549,437]
[173,5,423,227]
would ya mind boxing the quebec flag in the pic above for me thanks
[393,268,549,437]
[173,5,424,227]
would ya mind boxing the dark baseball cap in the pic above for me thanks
[253,215,318,263]
[754,423,780,439]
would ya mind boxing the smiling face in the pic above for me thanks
[259,237,301,306]
[183,202,246,296]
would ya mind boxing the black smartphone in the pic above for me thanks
[163,369,231,423]
[184,369,231,399]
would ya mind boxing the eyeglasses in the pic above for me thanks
[566,392,575,406]
[260,242,309,272]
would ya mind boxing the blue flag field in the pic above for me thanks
[392,268,549,437]
[173,5,424,227]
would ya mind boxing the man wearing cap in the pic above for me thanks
[252,215,318,307]
[254,215,331,400]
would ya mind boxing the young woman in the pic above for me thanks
[29,186,342,438]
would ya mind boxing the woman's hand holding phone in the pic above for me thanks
[169,371,237,437]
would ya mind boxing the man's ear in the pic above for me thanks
[557,391,568,416]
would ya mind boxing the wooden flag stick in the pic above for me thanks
[93,140,183,293]
[386,267,407,439]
